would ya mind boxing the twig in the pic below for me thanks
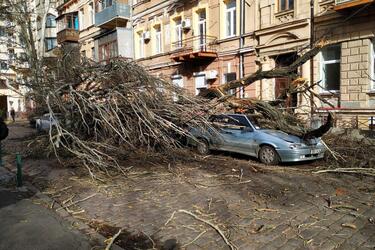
[57,193,97,211]
[182,230,207,248]
[193,179,252,188]
[105,228,122,250]
[164,211,176,226]
[178,209,237,250]
[141,231,156,249]
[321,140,344,161]
[313,168,375,177]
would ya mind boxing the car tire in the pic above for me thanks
[196,138,210,155]
[258,145,280,165]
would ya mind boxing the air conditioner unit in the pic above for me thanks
[205,70,218,80]
[143,31,151,41]
[181,19,191,30]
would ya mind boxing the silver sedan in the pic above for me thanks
[189,114,326,165]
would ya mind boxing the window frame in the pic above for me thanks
[89,2,95,26]
[320,44,341,93]
[46,14,56,28]
[45,37,57,51]
[0,60,8,70]
[278,0,294,12]
[225,0,236,38]
[154,26,162,54]
[175,18,182,48]
[138,32,144,58]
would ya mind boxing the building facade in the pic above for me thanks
[314,0,375,128]
[132,0,257,97]
[34,0,58,58]
[0,20,29,118]
[56,0,132,61]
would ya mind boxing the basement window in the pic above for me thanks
[320,45,341,92]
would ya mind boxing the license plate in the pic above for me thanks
[311,149,321,154]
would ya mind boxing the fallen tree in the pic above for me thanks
[28,41,335,176]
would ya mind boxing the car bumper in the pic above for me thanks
[276,147,326,162]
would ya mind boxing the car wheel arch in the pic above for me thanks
[257,143,278,154]
[257,143,282,165]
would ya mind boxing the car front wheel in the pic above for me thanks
[196,139,210,155]
[258,145,280,165]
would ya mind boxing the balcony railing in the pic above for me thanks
[170,35,218,62]
[95,2,131,29]
[57,28,79,43]
[334,0,375,10]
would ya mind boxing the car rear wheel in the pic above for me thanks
[259,145,280,165]
[196,139,210,155]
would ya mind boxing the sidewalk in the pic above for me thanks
[0,167,93,250]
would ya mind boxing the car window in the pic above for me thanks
[210,115,250,130]
[228,115,251,127]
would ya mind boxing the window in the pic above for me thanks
[225,0,236,37]
[98,41,118,61]
[91,47,96,60]
[46,14,56,28]
[154,26,162,54]
[45,38,57,51]
[79,8,85,30]
[8,49,15,60]
[0,61,8,70]
[0,80,7,89]
[175,18,182,48]
[371,40,375,90]
[19,52,27,62]
[320,45,341,92]
[89,2,95,26]
[279,0,294,12]
[225,72,236,95]
[138,32,144,58]
[65,14,79,30]
[0,26,6,36]
[100,0,112,11]
[198,10,206,50]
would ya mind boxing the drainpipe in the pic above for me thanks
[239,0,245,98]
[309,0,314,117]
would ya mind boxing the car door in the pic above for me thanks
[210,115,256,155]
[226,115,257,156]
[209,115,239,151]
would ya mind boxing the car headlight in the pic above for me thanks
[289,143,303,149]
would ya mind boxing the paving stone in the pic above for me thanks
[319,239,338,250]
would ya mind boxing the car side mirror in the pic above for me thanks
[241,127,253,133]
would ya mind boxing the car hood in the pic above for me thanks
[261,129,302,143]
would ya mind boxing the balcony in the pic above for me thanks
[334,0,375,10]
[95,1,131,29]
[170,35,218,62]
[57,29,79,43]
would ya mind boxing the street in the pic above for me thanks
[1,122,374,249]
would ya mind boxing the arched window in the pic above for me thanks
[46,14,56,28]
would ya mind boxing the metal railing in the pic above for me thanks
[315,110,375,130]
[171,35,217,54]
[95,2,131,27]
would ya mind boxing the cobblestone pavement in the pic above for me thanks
[3,122,375,250]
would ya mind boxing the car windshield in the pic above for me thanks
[246,115,268,130]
